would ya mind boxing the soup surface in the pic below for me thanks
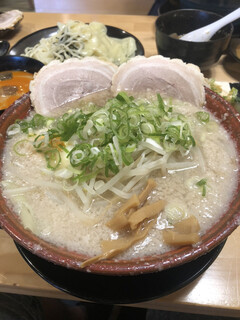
[1,93,238,261]
[0,70,33,111]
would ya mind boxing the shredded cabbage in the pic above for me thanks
[22,20,137,66]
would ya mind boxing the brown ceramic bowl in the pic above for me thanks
[0,89,240,275]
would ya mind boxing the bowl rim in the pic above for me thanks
[0,55,43,61]
[0,55,44,71]
[0,40,10,56]
[155,8,234,43]
[0,88,240,275]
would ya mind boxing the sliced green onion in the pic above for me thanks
[116,91,134,105]
[32,114,47,128]
[141,122,155,134]
[13,139,33,156]
[196,111,210,123]
[33,133,49,149]
[196,178,207,196]
[157,93,167,116]
[125,143,136,153]
[16,114,49,134]
[7,123,21,136]
[9,92,197,185]
[44,149,61,170]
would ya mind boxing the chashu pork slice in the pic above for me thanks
[111,55,205,107]
[30,57,118,115]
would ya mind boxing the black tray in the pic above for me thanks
[16,240,226,304]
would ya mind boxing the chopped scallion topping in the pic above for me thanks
[13,139,32,156]
[11,92,196,183]
[196,178,207,196]
[44,149,61,170]
[196,111,210,123]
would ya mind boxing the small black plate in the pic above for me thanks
[9,25,144,59]
[16,240,226,304]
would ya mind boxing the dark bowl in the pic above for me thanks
[229,38,240,63]
[0,88,240,276]
[0,55,44,73]
[155,9,234,70]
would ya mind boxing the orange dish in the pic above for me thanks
[0,70,34,110]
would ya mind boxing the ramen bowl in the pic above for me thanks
[155,9,233,70]
[0,88,240,276]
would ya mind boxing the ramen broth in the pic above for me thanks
[0,71,34,110]
[1,95,238,260]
